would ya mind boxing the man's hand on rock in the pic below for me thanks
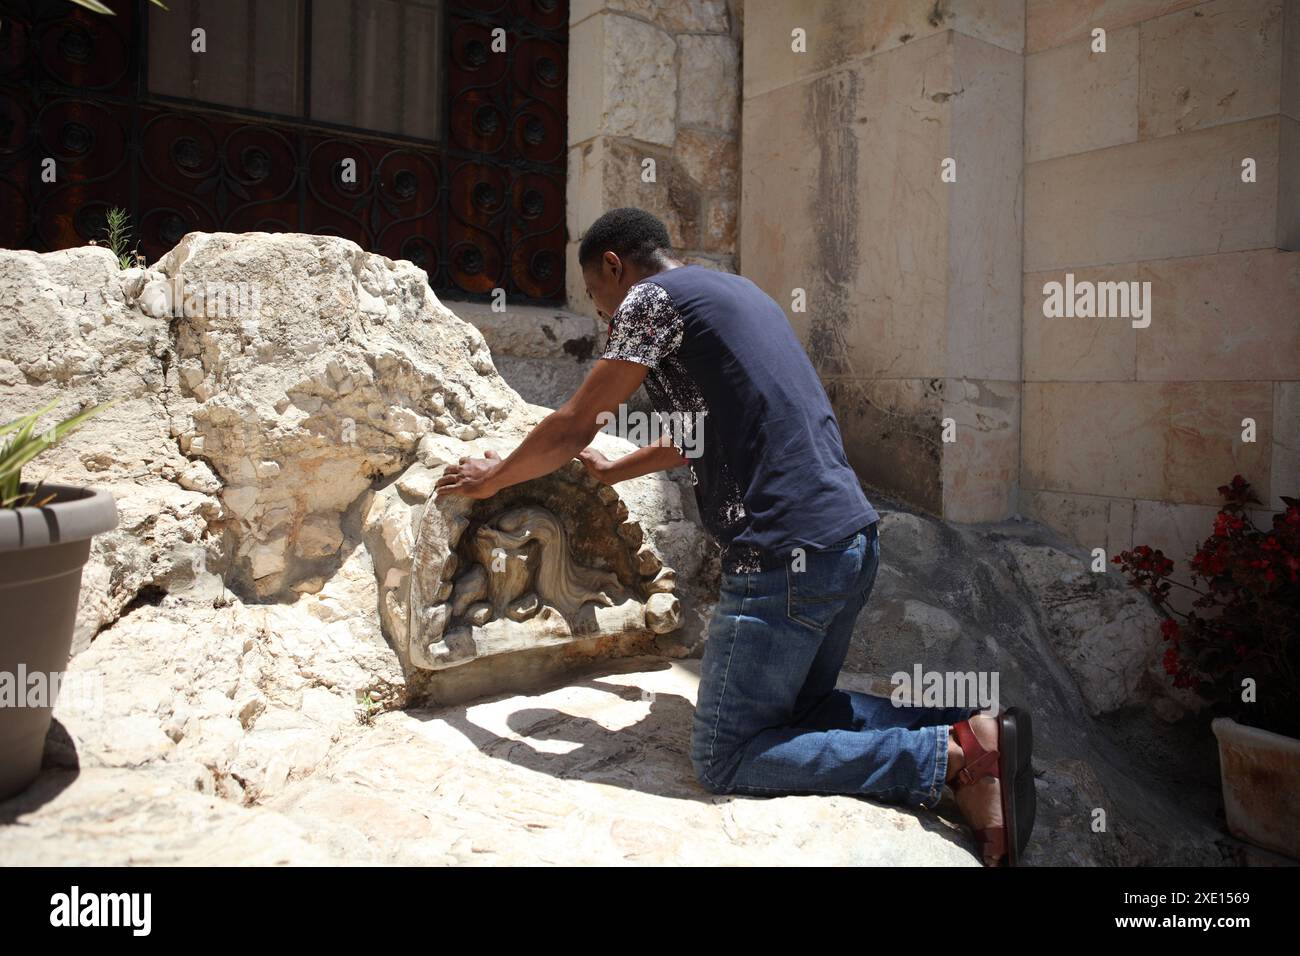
[577,446,614,484]
[434,449,503,500]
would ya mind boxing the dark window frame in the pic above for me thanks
[0,0,569,303]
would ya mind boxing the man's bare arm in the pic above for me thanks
[435,358,649,499]
[592,432,689,484]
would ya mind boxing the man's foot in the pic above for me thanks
[947,713,1006,866]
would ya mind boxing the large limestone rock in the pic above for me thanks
[145,230,514,600]
[0,246,218,650]
[0,234,701,677]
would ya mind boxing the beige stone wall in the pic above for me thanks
[566,0,743,319]
[739,0,1026,521]
[560,0,1298,571]
[1021,0,1300,571]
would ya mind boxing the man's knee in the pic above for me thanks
[690,741,739,795]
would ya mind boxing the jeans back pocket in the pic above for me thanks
[785,533,864,631]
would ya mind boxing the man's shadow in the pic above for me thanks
[407,657,980,861]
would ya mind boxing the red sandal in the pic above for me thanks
[949,707,1036,866]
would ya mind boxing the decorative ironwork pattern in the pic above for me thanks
[0,0,568,302]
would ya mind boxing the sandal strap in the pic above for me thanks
[951,718,1002,788]
[956,748,999,787]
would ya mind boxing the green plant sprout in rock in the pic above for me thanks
[1,398,113,509]
[1114,475,1300,739]
[87,207,144,270]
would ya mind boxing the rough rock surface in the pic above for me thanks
[0,236,1227,865]
[0,236,705,665]
[0,245,217,650]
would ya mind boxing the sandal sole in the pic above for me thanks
[1000,707,1036,866]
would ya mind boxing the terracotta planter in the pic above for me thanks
[0,483,117,801]
[1212,716,1300,861]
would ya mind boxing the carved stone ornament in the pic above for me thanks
[403,461,681,671]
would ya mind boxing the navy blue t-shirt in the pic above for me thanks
[600,264,878,574]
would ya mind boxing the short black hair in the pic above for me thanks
[577,207,673,270]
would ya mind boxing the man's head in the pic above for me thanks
[578,207,678,321]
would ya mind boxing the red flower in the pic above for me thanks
[1120,476,1297,730]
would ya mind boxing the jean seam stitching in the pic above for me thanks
[701,572,749,791]
[928,724,948,806]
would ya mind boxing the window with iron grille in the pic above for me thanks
[0,0,568,302]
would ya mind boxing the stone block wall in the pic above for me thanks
[1020,0,1300,571]
[547,0,1297,572]
[566,0,744,319]
[739,0,1026,521]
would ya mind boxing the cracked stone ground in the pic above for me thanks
[0,610,1225,865]
[2,657,983,865]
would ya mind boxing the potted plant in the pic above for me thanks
[1113,475,1300,860]
[0,399,118,801]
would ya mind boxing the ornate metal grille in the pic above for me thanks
[0,0,568,302]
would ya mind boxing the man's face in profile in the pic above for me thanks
[581,252,630,324]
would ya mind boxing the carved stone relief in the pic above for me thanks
[391,458,681,671]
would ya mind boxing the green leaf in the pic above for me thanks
[0,400,115,506]
[67,0,117,14]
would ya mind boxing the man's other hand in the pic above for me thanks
[434,449,503,500]
[577,446,614,484]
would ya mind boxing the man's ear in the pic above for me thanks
[603,250,622,282]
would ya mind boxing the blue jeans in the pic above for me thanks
[690,521,982,809]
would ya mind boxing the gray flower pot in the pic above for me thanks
[0,484,117,801]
